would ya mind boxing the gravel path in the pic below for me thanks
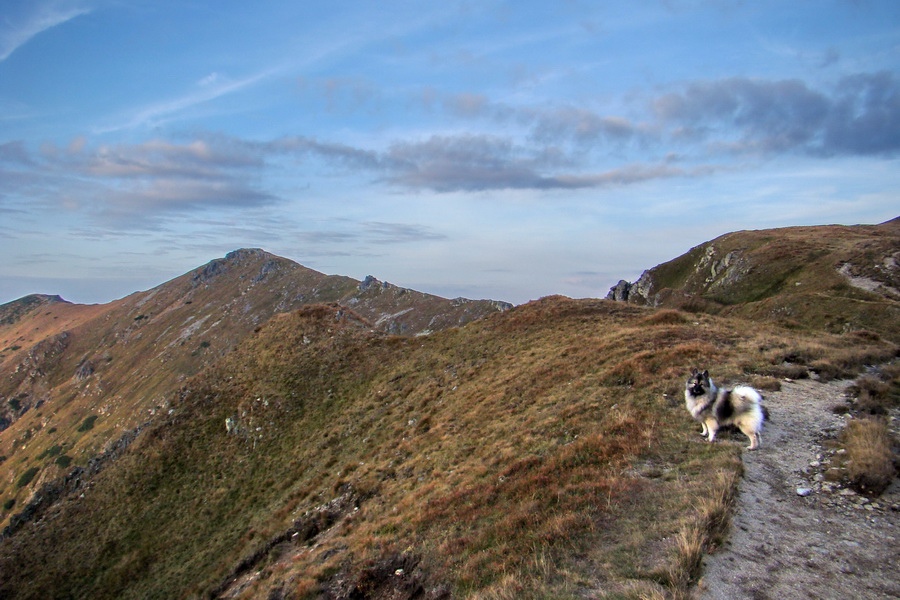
[698,378,900,600]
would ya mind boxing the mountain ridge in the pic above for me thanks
[0,250,510,514]
[607,217,900,340]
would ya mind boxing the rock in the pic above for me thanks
[74,360,94,381]
[796,488,812,497]
[606,280,632,302]
[359,275,379,291]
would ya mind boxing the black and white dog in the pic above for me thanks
[685,368,766,450]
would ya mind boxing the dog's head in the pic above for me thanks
[686,368,711,399]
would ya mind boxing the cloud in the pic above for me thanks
[266,136,389,170]
[4,71,896,224]
[87,138,262,178]
[99,178,275,218]
[0,141,34,165]
[528,108,642,144]
[379,134,703,192]
[0,136,278,228]
[825,71,900,155]
[363,222,447,243]
[0,0,92,61]
[653,72,900,156]
[96,69,277,133]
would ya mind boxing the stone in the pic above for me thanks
[606,280,632,302]
[796,487,812,497]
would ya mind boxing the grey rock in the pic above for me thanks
[606,280,632,302]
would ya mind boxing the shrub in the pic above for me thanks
[809,360,854,382]
[37,444,63,461]
[78,415,99,432]
[7,398,21,412]
[2,498,14,511]
[55,455,73,468]
[849,376,894,415]
[16,467,40,488]
[842,419,896,495]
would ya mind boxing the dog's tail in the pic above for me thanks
[761,405,771,422]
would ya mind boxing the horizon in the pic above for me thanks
[2,1,898,306]
[1,214,898,308]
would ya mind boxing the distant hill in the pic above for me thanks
[0,248,510,427]
[0,249,509,525]
[0,294,68,326]
[608,217,900,341]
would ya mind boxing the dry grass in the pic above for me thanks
[663,469,739,594]
[841,419,897,495]
[0,297,895,600]
[824,365,899,497]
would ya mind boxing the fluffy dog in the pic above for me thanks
[684,368,766,450]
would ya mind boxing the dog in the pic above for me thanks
[684,368,766,450]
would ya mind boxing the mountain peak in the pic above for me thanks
[223,248,270,262]
[0,294,69,326]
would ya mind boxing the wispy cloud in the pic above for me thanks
[0,0,93,61]
[95,69,278,133]
[3,69,897,230]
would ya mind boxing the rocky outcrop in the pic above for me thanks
[606,280,632,302]
[74,359,94,381]
[606,269,657,305]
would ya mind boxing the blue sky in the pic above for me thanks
[1,0,898,305]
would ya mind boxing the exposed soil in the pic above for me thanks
[698,378,900,600]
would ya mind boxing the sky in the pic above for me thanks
[1,0,899,306]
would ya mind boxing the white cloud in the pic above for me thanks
[0,0,93,61]
[94,68,278,133]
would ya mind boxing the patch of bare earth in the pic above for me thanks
[698,379,900,600]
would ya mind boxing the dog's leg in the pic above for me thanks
[737,421,760,450]
[704,418,718,443]
[743,429,760,450]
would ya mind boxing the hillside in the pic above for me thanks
[1,224,898,600]
[608,217,900,341]
[0,249,509,531]
[1,296,896,599]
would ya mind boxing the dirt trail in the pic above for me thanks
[698,379,900,600]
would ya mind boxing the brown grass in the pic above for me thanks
[1,298,896,600]
[841,418,896,495]
[664,469,739,593]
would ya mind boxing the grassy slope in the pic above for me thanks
[1,298,894,599]
[637,219,900,340]
[0,251,507,529]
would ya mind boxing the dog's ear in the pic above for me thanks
[690,367,698,376]
[702,370,709,379]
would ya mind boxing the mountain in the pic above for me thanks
[607,217,900,341]
[0,229,897,599]
[0,249,509,523]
